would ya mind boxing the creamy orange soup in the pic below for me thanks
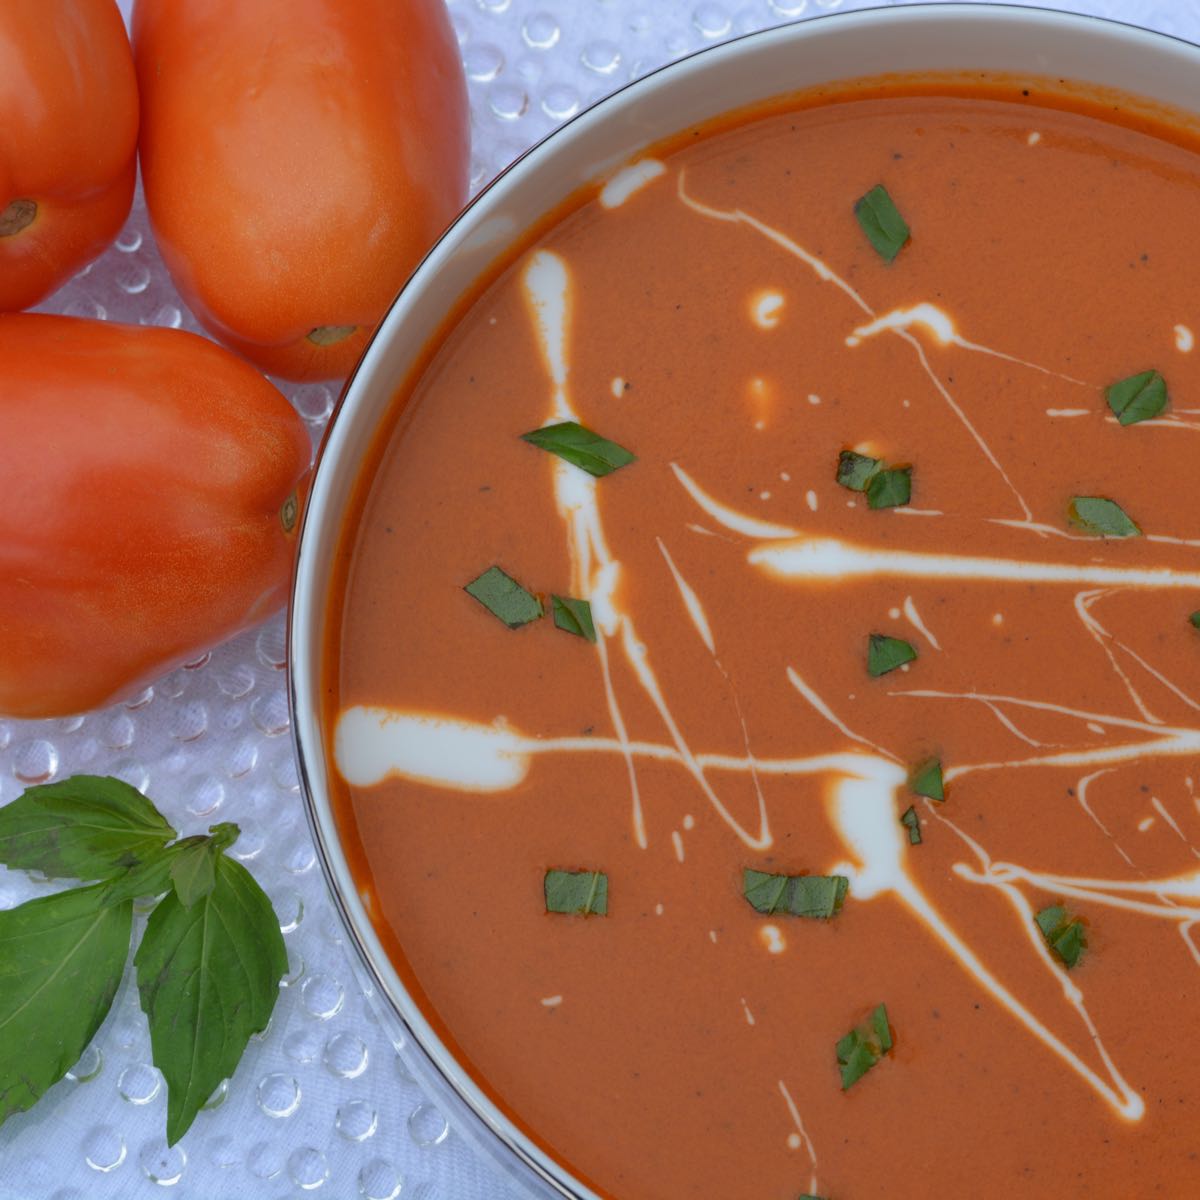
[325,79,1200,1198]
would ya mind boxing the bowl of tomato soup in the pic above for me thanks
[291,6,1200,1197]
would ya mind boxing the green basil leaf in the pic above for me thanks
[136,855,287,1145]
[544,869,608,916]
[101,825,240,909]
[742,868,848,918]
[464,566,544,628]
[1035,904,1087,969]
[1106,369,1168,426]
[836,1003,893,1090]
[866,465,912,510]
[910,758,944,801]
[99,848,182,908]
[520,421,635,477]
[900,806,922,845]
[836,450,881,492]
[1189,610,1200,631]
[854,184,910,263]
[0,883,132,1128]
[207,823,240,854]
[551,595,597,642]
[868,634,917,677]
[0,775,176,881]
[1068,496,1141,538]
[166,825,241,909]
[169,841,220,909]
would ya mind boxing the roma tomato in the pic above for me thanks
[0,1,138,311]
[0,315,312,719]
[133,0,470,382]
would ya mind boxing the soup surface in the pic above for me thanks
[326,79,1200,1199]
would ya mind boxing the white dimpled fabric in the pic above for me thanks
[1,1,1196,1198]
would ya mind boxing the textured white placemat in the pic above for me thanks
[1,2,1195,1197]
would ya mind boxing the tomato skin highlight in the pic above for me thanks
[0,315,312,719]
[0,0,139,311]
[132,0,471,382]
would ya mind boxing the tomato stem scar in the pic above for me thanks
[0,199,37,237]
[280,492,299,533]
[306,324,356,346]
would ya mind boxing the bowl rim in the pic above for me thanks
[288,5,1200,1197]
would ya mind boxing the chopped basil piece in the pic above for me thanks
[854,184,910,263]
[837,1034,876,1090]
[464,566,544,628]
[742,869,848,919]
[867,633,917,677]
[1035,904,1087,969]
[900,806,922,845]
[520,421,635,477]
[1068,496,1141,539]
[835,450,912,509]
[551,595,596,642]
[836,450,881,491]
[1106,369,1168,426]
[836,1003,893,1090]
[1050,920,1087,968]
[544,869,608,916]
[910,758,944,801]
[872,1003,893,1052]
[1035,905,1066,937]
[866,465,912,510]
[1190,611,1200,631]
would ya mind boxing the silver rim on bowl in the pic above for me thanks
[289,6,1200,1197]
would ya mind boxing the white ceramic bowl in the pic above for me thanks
[289,6,1200,1196]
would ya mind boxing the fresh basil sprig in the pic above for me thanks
[0,775,285,1145]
